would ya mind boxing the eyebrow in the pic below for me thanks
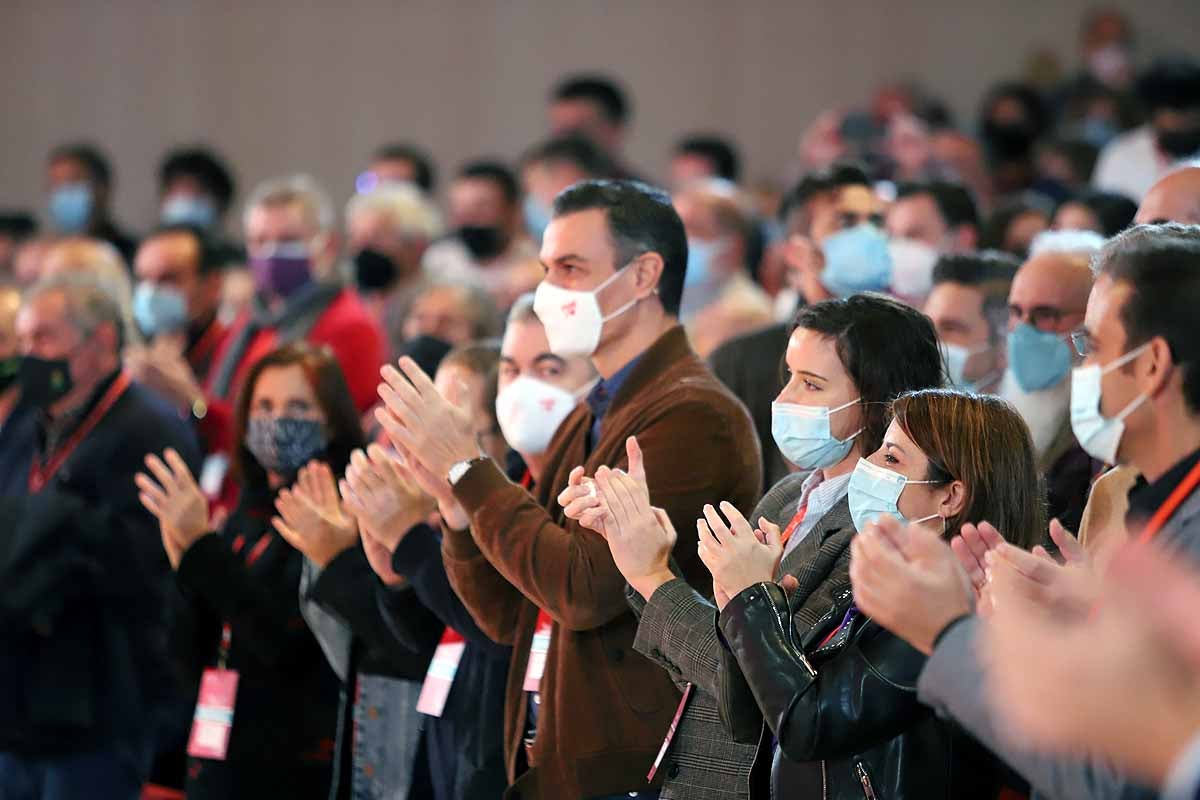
[798,369,828,382]
[884,440,907,456]
[534,354,566,367]
[541,253,589,269]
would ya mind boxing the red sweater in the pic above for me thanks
[199,289,385,454]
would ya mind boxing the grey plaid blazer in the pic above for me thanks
[627,473,855,800]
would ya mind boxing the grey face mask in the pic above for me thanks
[244,416,328,475]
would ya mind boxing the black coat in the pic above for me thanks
[385,521,511,800]
[0,378,200,764]
[170,488,342,800]
[717,582,1004,800]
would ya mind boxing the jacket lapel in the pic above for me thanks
[775,497,856,632]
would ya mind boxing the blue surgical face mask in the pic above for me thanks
[161,194,217,229]
[1069,342,1151,465]
[848,457,943,532]
[244,416,328,476]
[133,282,189,338]
[685,237,723,289]
[523,195,552,244]
[771,397,862,469]
[1007,323,1073,392]
[820,224,892,297]
[49,183,93,233]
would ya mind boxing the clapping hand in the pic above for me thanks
[136,448,211,569]
[375,357,478,485]
[849,515,974,655]
[340,444,437,551]
[591,437,676,600]
[697,503,783,610]
[273,461,358,568]
[983,519,1097,620]
[559,435,650,535]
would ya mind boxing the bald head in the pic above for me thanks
[1136,167,1200,225]
[1008,252,1094,333]
[0,285,21,360]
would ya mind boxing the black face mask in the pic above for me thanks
[457,225,507,261]
[983,120,1036,160]
[353,248,400,291]
[18,355,73,409]
[1156,127,1200,159]
[0,356,19,393]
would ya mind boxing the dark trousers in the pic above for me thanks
[0,747,148,800]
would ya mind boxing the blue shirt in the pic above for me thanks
[586,355,642,451]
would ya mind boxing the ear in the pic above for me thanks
[632,252,665,301]
[1143,336,1175,399]
[954,225,979,253]
[939,479,968,520]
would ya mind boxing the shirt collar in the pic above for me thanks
[586,355,642,423]
[1126,448,1200,528]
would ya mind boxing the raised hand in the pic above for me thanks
[593,450,674,600]
[375,357,479,484]
[340,444,439,550]
[136,448,210,569]
[560,436,647,534]
[273,461,358,568]
[950,521,1005,596]
[361,528,406,587]
[849,515,974,655]
[983,535,1098,621]
[696,502,783,609]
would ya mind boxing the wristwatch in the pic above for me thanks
[447,456,489,486]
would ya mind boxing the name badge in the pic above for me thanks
[187,668,239,760]
[416,629,466,717]
[522,611,554,693]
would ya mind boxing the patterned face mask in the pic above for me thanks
[244,416,328,475]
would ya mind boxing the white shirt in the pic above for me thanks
[1092,125,1167,201]
[781,468,853,558]
[1163,729,1200,800]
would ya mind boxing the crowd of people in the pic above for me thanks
[1,7,1200,800]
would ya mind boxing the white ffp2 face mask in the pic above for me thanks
[495,375,589,456]
[533,265,639,358]
[1069,342,1151,465]
[940,341,996,391]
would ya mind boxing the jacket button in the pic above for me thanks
[667,763,680,779]
[611,647,625,662]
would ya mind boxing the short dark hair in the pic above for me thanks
[552,74,629,125]
[232,343,366,492]
[896,180,980,231]
[778,162,871,225]
[159,147,236,214]
[674,135,741,183]
[978,194,1054,256]
[1057,190,1138,237]
[146,223,224,276]
[931,251,1022,341]
[48,143,112,190]
[521,135,615,178]
[373,142,437,192]
[792,293,943,457]
[1095,222,1200,413]
[553,179,688,317]
[1137,57,1200,113]
[458,160,520,206]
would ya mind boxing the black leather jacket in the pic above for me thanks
[716,582,1003,800]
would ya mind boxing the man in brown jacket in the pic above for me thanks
[376,180,762,798]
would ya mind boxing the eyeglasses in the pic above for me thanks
[1008,303,1079,333]
[1069,329,1092,357]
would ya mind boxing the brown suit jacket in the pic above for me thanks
[442,326,762,799]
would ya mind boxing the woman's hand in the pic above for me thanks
[136,448,211,569]
[340,445,437,549]
[361,528,406,587]
[697,503,783,609]
[273,461,358,568]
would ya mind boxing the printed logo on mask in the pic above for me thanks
[562,301,577,317]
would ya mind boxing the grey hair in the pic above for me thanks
[1028,229,1107,258]
[25,272,128,351]
[345,183,443,241]
[243,173,335,233]
[505,292,539,328]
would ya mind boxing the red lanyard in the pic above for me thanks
[188,319,224,368]
[780,503,809,546]
[28,372,131,493]
[1136,458,1200,544]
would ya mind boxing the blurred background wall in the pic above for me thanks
[2,0,1198,228]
